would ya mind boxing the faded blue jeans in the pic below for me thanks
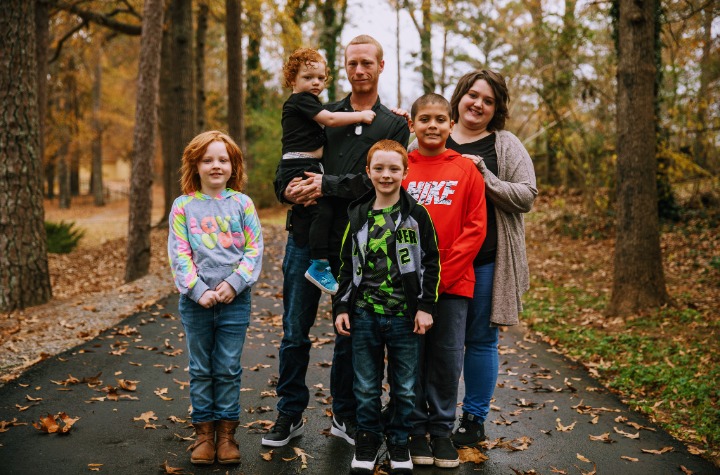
[410,296,469,437]
[462,262,499,422]
[179,289,250,423]
[275,235,355,419]
[352,307,419,445]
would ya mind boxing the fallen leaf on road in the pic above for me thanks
[261,450,274,461]
[25,394,42,402]
[133,411,158,424]
[680,465,694,475]
[155,388,173,401]
[457,446,488,464]
[173,379,189,390]
[556,418,576,432]
[686,445,705,455]
[282,447,313,469]
[613,427,640,439]
[588,433,613,443]
[576,453,591,463]
[620,456,638,462]
[117,379,138,391]
[160,461,188,474]
[549,467,568,474]
[626,421,656,432]
[88,463,103,471]
[641,446,674,455]
[32,412,78,434]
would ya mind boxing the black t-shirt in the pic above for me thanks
[447,133,498,266]
[281,92,326,155]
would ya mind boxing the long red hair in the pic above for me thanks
[179,131,246,194]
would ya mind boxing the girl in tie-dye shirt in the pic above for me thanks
[168,130,263,465]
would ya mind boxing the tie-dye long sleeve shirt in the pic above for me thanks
[168,189,263,303]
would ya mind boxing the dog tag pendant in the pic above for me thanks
[354,124,362,135]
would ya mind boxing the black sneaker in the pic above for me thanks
[452,412,485,447]
[431,436,459,468]
[261,413,304,447]
[351,430,381,474]
[331,414,357,445]
[387,442,413,474]
[408,435,433,465]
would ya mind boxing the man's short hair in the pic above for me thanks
[367,139,408,170]
[410,93,452,119]
[345,34,383,62]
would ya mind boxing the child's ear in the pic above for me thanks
[366,166,370,175]
[408,119,415,133]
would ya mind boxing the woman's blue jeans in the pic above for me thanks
[351,307,419,445]
[462,262,498,422]
[179,290,250,423]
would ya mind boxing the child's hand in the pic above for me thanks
[359,110,376,124]
[335,313,351,336]
[390,107,410,121]
[198,290,219,308]
[215,281,236,304]
[413,310,433,334]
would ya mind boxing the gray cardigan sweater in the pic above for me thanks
[410,130,537,325]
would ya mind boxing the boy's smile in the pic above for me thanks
[410,103,454,155]
[366,150,408,205]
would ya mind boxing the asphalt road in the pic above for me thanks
[1,263,717,474]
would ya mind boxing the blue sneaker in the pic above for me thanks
[305,260,339,295]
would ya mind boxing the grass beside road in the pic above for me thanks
[523,195,719,466]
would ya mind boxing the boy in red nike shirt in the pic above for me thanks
[402,93,486,468]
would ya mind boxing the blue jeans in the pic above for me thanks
[462,262,498,422]
[410,296,468,437]
[179,290,250,423]
[352,307,418,445]
[276,235,355,419]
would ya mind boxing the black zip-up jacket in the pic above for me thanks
[333,187,440,318]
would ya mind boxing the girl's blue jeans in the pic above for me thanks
[179,289,250,423]
[461,262,499,422]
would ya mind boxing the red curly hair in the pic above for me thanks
[179,131,246,194]
[282,47,330,88]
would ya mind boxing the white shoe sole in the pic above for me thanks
[410,455,434,465]
[330,425,355,445]
[304,271,338,295]
[260,423,304,447]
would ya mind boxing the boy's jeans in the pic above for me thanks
[275,235,355,419]
[179,290,250,423]
[462,262,498,422]
[410,296,468,437]
[352,307,419,445]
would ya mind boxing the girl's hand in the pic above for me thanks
[413,310,433,334]
[335,313,351,336]
[198,290,218,308]
[462,154,484,170]
[215,281,236,304]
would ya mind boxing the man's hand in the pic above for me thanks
[215,281,236,304]
[198,290,219,308]
[335,313,351,336]
[413,310,433,334]
[283,174,323,206]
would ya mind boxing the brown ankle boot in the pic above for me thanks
[216,420,241,464]
[189,421,215,464]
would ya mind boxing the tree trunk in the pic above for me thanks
[58,142,71,208]
[165,0,195,215]
[246,1,265,111]
[0,0,52,310]
[67,59,81,196]
[319,0,347,102]
[195,1,208,132]
[36,0,49,190]
[125,0,165,282]
[160,26,174,220]
[419,0,434,93]
[395,0,401,108]
[226,0,247,156]
[91,44,105,207]
[609,0,669,315]
[694,2,713,170]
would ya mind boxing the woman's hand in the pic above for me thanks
[462,154,485,170]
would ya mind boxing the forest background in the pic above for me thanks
[0,0,718,467]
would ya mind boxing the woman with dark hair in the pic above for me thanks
[446,70,538,447]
